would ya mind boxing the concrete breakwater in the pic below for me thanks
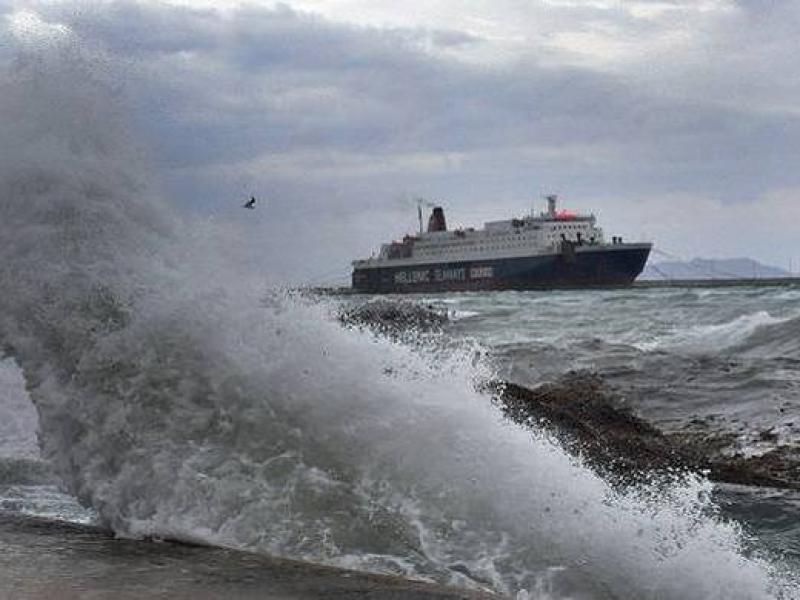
[0,513,496,600]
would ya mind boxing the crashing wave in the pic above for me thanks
[0,22,795,599]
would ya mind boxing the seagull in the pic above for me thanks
[243,196,256,209]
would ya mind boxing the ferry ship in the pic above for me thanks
[351,196,652,293]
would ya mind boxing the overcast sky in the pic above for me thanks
[4,0,800,283]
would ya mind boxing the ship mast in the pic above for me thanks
[546,194,558,217]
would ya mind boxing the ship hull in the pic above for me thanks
[352,244,651,294]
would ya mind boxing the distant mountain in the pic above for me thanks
[641,257,792,280]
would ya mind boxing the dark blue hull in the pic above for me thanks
[352,244,651,293]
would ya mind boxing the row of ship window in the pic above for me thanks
[418,234,537,249]
[418,242,540,254]
[415,229,592,255]
[418,234,593,254]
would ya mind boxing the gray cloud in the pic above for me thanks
[4,1,800,280]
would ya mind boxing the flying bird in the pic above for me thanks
[243,196,256,209]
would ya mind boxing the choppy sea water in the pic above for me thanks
[440,287,800,437]
[423,287,800,565]
[4,286,800,598]
[2,31,800,600]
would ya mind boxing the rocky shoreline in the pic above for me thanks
[493,374,800,490]
[340,298,800,491]
[338,299,449,337]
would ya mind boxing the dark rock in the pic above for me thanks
[759,429,779,442]
[487,373,698,485]
[338,300,448,337]
[490,373,800,490]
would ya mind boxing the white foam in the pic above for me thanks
[0,359,39,459]
[449,309,481,320]
[634,311,787,354]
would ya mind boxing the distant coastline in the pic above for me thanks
[634,277,800,288]
[642,257,792,280]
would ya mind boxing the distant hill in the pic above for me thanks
[642,257,792,280]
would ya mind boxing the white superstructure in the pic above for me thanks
[354,196,610,269]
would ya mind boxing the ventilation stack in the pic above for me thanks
[427,207,447,232]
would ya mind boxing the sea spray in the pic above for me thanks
[0,17,795,599]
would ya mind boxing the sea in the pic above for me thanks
[3,33,800,600]
[4,282,800,599]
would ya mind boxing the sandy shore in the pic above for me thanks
[0,514,498,600]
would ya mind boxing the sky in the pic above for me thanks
[3,0,800,283]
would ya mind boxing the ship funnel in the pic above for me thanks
[427,207,447,232]
[547,194,558,217]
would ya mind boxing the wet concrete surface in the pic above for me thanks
[0,514,497,600]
